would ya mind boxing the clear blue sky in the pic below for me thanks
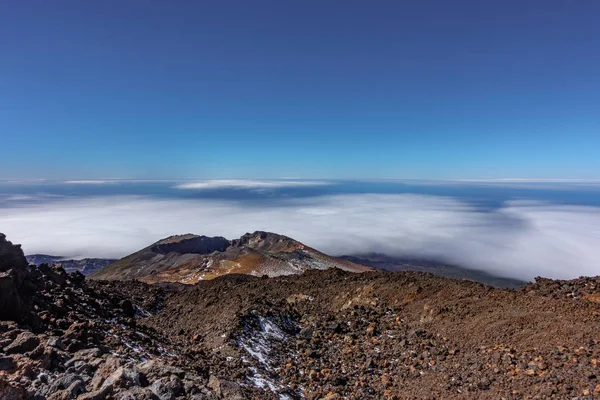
[1,0,599,180]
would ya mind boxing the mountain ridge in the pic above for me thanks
[91,231,372,283]
[339,253,526,288]
[25,254,116,275]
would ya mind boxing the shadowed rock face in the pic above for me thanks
[230,231,302,252]
[0,233,33,322]
[150,235,230,255]
[0,233,28,272]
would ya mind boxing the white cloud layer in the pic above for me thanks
[1,194,600,281]
[173,180,331,190]
[63,180,118,185]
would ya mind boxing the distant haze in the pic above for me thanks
[1,181,600,281]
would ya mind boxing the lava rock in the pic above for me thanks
[3,331,40,354]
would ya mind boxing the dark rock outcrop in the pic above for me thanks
[150,235,230,255]
[0,233,34,322]
[230,231,300,252]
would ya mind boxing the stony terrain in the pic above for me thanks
[2,232,600,399]
[1,233,254,399]
[91,231,371,283]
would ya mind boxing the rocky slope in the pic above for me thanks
[340,253,526,288]
[26,255,116,275]
[91,231,371,284]
[2,232,600,399]
[0,233,258,400]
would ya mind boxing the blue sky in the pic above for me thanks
[1,0,599,180]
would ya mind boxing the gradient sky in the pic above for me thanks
[1,0,599,180]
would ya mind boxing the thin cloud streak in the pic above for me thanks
[174,180,332,190]
[1,194,599,281]
[63,180,119,185]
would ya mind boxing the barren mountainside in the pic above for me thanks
[2,232,600,399]
[91,231,371,283]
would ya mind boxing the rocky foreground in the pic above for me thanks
[2,233,600,399]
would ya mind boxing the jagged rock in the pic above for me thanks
[72,347,102,361]
[150,376,184,400]
[0,355,15,371]
[207,376,246,400]
[77,386,111,400]
[151,235,230,255]
[114,387,159,400]
[0,376,27,400]
[90,356,124,390]
[100,365,148,392]
[70,271,86,285]
[0,234,33,322]
[38,264,68,286]
[120,300,135,318]
[0,233,28,271]
[4,331,40,354]
[138,360,186,380]
[47,378,86,400]
[47,373,84,393]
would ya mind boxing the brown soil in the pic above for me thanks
[142,269,600,399]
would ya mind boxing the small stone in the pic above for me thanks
[366,323,376,336]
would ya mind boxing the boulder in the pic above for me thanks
[0,376,27,400]
[76,386,111,400]
[114,387,159,400]
[3,331,40,354]
[0,233,29,271]
[0,356,16,371]
[38,263,67,286]
[150,376,184,400]
[100,365,148,392]
[138,360,186,379]
[47,378,86,400]
[120,299,136,318]
[91,355,123,390]
[207,376,246,400]
[0,234,33,322]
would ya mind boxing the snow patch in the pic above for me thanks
[235,313,302,398]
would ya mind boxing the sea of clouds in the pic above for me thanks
[1,192,599,281]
